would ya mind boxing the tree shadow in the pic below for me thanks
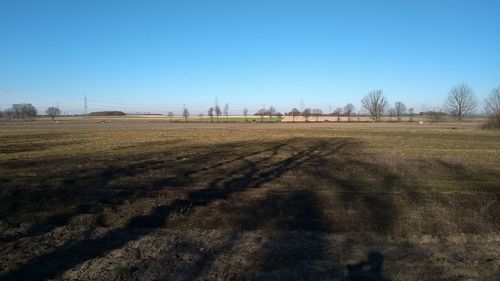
[1,138,327,280]
[1,135,496,280]
[0,141,287,242]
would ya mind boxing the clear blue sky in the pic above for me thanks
[1,0,499,114]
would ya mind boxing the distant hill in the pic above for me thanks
[88,111,126,116]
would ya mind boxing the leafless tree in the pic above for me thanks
[445,83,477,128]
[394,101,406,121]
[2,108,15,120]
[303,108,311,122]
[312,108,323,122]
[485,87,500,116]
[25,104,37,120]
[256,108,266,122]
[484,87,500,128]
[408,108,414,122]
[13,103,37,121]
[167,111,174,122]
[207,107,214,123]
[182,108,189,123]
[46,106,60,121]
[214,105,221,121]
[12,104,22,119]
[223,103,229,120]
[334,107,342,121]
[290,108,300,122]
[268,106,276,120]
[344,103,355,122]
[361,90,388,123]
[243,108,248,121]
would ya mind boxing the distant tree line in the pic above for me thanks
[3,84,499,128]
[279,84,498,129]
[1,103,38,121]
[0,104,64,121]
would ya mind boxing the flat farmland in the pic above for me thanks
[1,121,500,280]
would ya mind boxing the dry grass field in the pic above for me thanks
[0,120,499,280]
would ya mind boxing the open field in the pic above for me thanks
[1,121,499,280]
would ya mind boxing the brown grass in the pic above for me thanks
[0,121,499,280]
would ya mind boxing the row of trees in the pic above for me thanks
[0,103,38,121]
[286,100,413,122]
[282,84,499,128]
[360,90,415,123]
[1,104,61,121]
[362,84,500,128]
[3,84,499,127]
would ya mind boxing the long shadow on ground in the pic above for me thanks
[3,135,496,280]
[1,139,357,280]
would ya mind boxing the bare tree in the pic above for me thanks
[344,103,355,122]
[26,104,37,120]
[394,101,406,121]
[312,108,323,122]
[302,108,311,122]
[485,87,500,116]
[408,108,414,122]
[167,111,174,122]
[14,103,37,121]
[223,103,229,120]
[3,108,15,120]
[12,104,22,119]
[256,108,266,122]
[362,90,388,123]
[484,87,500,128]
[46,106,60,121]
[446,83,477,129]
[334,107,342,121]
[243,108,248,121]
[290,108,300,122]
[182,108,189,123]
[207,107,214,123]
[268,106,276,120]
[214,105,221,121]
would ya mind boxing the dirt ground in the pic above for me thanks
[0,121,499,280]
